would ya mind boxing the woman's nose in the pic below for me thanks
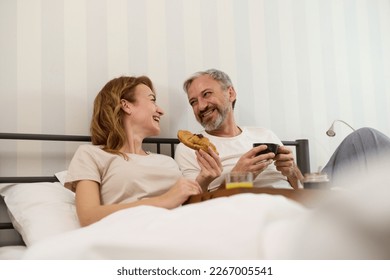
[157,105,164,115]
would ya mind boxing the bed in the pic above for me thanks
[1,132,389,260]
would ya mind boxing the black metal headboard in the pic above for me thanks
[0,132,310,184]
[0,133,180,184]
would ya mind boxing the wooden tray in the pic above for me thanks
[183,187,332,208]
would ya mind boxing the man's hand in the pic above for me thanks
[232,144,275,179]
[274,146,304,189]
[195,148,223,192]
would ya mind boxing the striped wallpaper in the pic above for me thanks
[1,0,390,176]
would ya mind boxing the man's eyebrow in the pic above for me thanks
[200,88,213,95]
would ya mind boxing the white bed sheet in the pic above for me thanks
[0,245,26,260]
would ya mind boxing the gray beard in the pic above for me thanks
[202,114,223,131]
[201,107,229,131]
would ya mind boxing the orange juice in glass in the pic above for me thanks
[226,172,253,189]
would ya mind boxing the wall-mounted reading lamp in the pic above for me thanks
[326,120,355,137]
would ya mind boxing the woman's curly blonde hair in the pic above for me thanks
[90,76,154,156]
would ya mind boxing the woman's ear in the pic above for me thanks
[120,99,132,115]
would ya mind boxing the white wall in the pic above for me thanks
[1,0,390,176]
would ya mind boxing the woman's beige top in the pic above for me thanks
[65,145,182,204]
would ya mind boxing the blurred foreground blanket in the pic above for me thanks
[22,156,390,259]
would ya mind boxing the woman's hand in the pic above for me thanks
[195,148,223,192]
[161,177,203,208]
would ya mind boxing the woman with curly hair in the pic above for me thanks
[65,76,203,226]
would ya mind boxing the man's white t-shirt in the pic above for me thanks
[175,127,290,190]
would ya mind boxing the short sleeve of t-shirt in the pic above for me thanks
[65,145,103,191]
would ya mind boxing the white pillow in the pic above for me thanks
[0,182,80,246]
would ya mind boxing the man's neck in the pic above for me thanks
[206,125,242,137]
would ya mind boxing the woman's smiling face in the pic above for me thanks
[130,84,164,136]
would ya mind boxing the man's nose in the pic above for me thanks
[198,97,208,110]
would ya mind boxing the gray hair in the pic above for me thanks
[183,69,233,94]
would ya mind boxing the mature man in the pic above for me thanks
[175,69,303,192]
[175,69,390,192]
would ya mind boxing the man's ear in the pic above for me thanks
[227,86,237,102]
[120,99,132,114]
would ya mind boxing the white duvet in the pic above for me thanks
[15,158,390,260]
[21,193,306,259]
[20,179,390,260]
